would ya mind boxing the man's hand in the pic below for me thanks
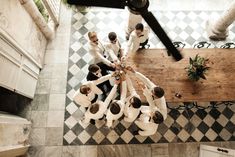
[110,63,116,69]
[115,79,121,85]
[120,56,126,62]
[120,71,126,81]
[126,66,135,73]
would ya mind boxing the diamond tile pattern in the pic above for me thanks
[63,9,235,145]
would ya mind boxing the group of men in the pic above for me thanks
[73,16,167,136]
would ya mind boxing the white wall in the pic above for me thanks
[0,0,47,66]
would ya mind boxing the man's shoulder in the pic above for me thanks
[104,42,112,47]
[130,31,137,38]
[82,81,93,87]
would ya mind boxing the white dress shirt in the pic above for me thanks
[106,81,127,127]
[88,41,112,66]
[126,12,143,35]
[73,74,112,108]
[135,72,167,120]
[134,105,158,136]
[126,27,149,54]
[105,40,121,62]
[83,84,118,123]
[124,75,141,122]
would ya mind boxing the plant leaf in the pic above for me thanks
[200,74,206,80]
[189,57,193,64]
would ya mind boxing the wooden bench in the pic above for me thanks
[126,48,235,103]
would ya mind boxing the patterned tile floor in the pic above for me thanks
[63,10,235,145]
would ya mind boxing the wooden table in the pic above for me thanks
[126,48,235,103]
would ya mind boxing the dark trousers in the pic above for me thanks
[139,39,149,49]
[91,94,98,104]
[97,62,115,75]
[97,62,114,93]
[97,81,112,94]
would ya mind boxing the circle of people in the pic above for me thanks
[73,23,167,136]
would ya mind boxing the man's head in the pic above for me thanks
[152,111,164,124]
[130,96,141,109]
[110,102,120,115]
[80,85,91,95]
[88,64,102,77]
[152,87,165,98]
[108,32,117,44]
[135,23,144,37]
[88,31,98,45]
[89,103,99,114]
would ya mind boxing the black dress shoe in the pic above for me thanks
[90,119,96,125]
[133,130,139,135]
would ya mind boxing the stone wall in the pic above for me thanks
[0,0,47,65]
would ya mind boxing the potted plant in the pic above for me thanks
[185,54,209,81]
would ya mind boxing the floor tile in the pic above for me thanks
[45,127,63,146]
[31,94,49,111]
[63,9,235,145]
[49,94,66,110]
[31,111,48,128]
[45,146,62,157]
[47,111,65,127]
[30,128,46,146]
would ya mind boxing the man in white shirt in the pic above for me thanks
[88,31,116,74]
[127,66,167,123]
[123,75,142,123]
[106,78,127,127]
[82,80,119,125]
[134,106,160,136]
[105,32,124,62]
[125,12,142,40]
[73,74,112,109]
[126,23,150,55]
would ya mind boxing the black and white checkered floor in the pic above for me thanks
[63,10,235,145]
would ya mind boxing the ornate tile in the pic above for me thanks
[63,9,235,145]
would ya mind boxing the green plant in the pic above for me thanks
[185,54,209,81]
[34,0,49,22]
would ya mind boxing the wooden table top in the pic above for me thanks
[126,48,235,103]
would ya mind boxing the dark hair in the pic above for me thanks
[153,87,165,98]
[108,32,117,41]
[135,23,144,31]
[88,64,100,73]
[110,102,120,115]
[131,96,141,108]
[80,85,90,95]
[152,111,164,124]
[90,103,99,114]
